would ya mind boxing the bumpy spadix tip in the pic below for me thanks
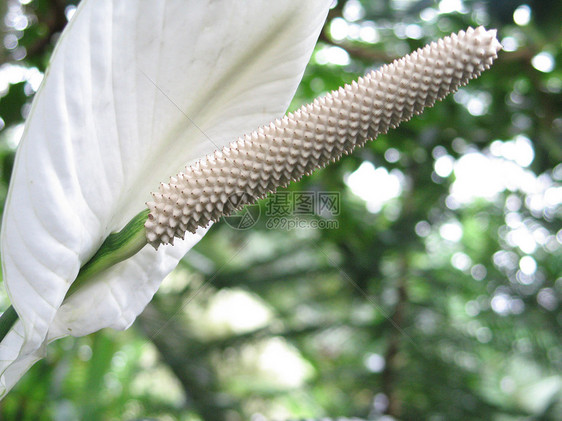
[146,26,501,249]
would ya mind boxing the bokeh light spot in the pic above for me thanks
[440,221,463,242]
[531,52,555,73]
[345,161,403,213]
[434,154,454,177]
[519,255,537,275]
[513,5,531,26]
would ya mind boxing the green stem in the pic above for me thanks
[0,208,150,343]
[66,209,150,296]
[0,306,18,341]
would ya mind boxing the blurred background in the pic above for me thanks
[0,0,561,420]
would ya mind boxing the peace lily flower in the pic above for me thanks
[0,0,501,398]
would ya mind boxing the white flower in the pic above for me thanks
[0,0,332,398]
[0,0,502,399]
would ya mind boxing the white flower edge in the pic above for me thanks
[0,0,331,398]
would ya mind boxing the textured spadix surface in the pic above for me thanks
[0,0,331,397]
[146,26,502,247]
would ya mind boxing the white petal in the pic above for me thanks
[0,320,43,398]
[0,0,331,397]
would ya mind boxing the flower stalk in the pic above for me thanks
[65,209,150,297]
[0,209,150,337]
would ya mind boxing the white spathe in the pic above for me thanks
[0,0,331,397]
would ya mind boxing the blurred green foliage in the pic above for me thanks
[0,0,561,420]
